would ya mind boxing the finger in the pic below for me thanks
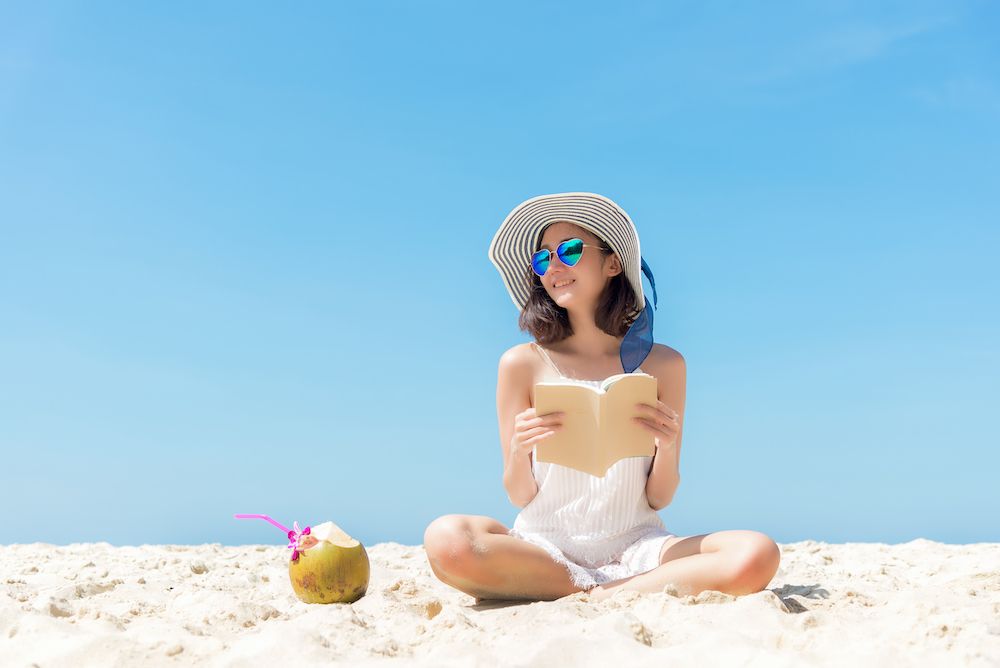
[527,431,559,448]
[632,416,678,436]
[522,425,563,440]
[632,416,659,432]
[654,401,679,418]
[636,403,677,423]
[632,418,666,440]
[526,414,565,428]
[525,410,563,421]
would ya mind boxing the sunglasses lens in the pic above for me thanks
[558,239,584,266]
[531,250,550,276]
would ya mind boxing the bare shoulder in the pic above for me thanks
[496,343,540,411]
[497,342,540,379]
[655,342,685,363]
[644,343,686,378]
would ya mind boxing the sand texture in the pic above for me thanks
[2,539,998,666]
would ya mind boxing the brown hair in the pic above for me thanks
[517,241,641,344]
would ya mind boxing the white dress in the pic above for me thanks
[507,342,677,591]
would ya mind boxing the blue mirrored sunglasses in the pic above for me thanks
[530,238,607,276]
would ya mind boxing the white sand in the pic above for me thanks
[2,539,998,666]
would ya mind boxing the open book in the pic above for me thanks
[532,372,658,477]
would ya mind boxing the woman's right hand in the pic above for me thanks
[510,407,565,459]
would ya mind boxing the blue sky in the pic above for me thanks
[1,1,997,548]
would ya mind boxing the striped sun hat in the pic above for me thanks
[487,191,659,373]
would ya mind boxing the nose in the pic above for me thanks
[533,246,574,277]
[545,249,572,273]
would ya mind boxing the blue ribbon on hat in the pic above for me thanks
[620,257,658,374]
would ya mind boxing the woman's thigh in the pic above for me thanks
[423,513,581,599]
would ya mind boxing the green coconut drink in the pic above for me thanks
[235,514,370,604]
[287,521,370,604]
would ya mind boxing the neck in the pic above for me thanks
[557,309,623,358]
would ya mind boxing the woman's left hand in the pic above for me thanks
[633,400,680,451]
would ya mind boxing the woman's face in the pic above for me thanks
[536,222,621,311]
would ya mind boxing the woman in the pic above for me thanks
[424,192,780,603]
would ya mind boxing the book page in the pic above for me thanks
[597,373,658,476]
[533,382,600,474]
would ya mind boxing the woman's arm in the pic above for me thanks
[497,346,539,507]
[645,348,686,511]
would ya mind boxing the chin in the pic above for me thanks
[554,296,580,310]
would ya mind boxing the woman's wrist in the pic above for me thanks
[509,445,532,465]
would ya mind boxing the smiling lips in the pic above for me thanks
[553,279,575,288]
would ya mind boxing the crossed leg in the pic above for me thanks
[587,530,781,602]
[423,514,587,602]
[423,515,780,604]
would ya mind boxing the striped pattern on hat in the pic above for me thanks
[487,192,645,317]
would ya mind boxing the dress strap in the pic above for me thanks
[530,342,565,377]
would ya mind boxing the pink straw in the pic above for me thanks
[234,514,290,535]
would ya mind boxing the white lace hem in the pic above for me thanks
[507,527,675,591]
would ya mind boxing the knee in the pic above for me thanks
[728,532,781,592]
[423,515,480,576]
